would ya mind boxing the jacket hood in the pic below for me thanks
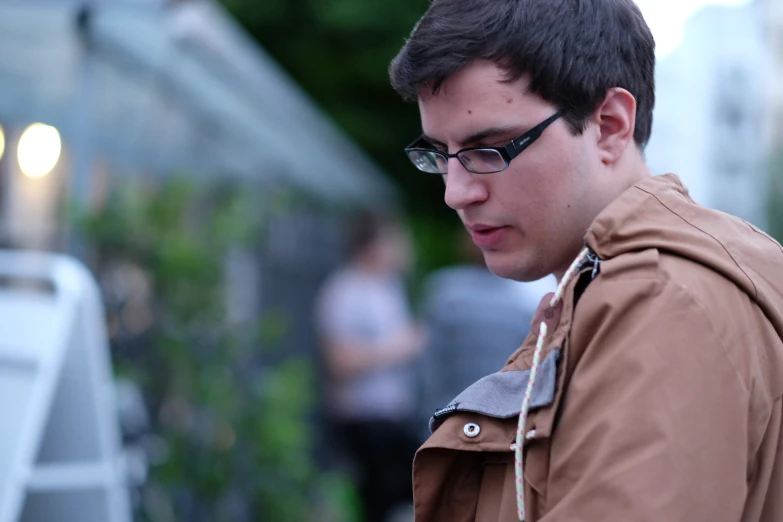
[585,173,783,339]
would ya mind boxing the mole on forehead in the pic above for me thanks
[467,97,514,115]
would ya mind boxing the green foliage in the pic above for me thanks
[77,178,358,522]
[406,214,465,305]
[219,0,450,220]
[218,0,465,272]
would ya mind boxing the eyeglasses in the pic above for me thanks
[404,111,563,174]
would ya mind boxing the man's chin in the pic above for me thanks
[484,252,547,282]
[484,256,524,281]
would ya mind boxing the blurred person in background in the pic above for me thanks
[417,232,554,439]
[389,0,783,520]
[315,212,425,522]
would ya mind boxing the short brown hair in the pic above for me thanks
[390,0,656,148]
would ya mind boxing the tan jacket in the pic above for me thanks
[414,174,783,522]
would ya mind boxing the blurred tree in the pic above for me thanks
[78,178,359,522]
[219,0,461,270]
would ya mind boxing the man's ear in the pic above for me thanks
[593,88,637,165]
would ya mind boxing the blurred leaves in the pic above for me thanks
[218,0,466,276]
[77,177,355,522]
[219,0,450,221]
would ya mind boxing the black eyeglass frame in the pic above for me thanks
[404,111,564,174]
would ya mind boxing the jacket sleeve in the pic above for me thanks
[540,275,751,522]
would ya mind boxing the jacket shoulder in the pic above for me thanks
[580,248,778,397]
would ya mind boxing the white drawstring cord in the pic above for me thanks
[514,248,591,521]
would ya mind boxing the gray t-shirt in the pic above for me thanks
[316,267,416,421]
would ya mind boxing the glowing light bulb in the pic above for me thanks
[0,125,5,162]
[18,123,61,179]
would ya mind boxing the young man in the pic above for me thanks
[389,1,783,521]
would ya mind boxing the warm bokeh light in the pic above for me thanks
[17,123,61,179]
[0,124,5,162]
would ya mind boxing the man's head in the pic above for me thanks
[390,0,655,281]
[348,212,412,274]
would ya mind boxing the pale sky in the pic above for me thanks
[634,0,753,57]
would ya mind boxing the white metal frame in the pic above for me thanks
[0,251,130,522]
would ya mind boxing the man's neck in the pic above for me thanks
[551,152,652,284]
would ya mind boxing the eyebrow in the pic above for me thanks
[422,125,524,149]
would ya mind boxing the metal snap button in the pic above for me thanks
[463,422,480,438]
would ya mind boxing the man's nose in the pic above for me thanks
[444,158,489,210]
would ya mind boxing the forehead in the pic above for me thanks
[418,61,547,142]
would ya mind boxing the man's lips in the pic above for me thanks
[467,225,510,249]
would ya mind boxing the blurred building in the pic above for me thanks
[646,2,768,228]
[0,0,394,245]
[761,0,783,151]
[0,0,397,357]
